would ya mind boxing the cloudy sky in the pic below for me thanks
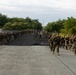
[0,0,76,26]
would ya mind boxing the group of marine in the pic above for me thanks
[48,33,76,56]
[0,30,76,56]
[0,30,34,46]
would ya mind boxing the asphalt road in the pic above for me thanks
[0,33,76,75]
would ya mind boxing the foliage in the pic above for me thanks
[45,17,76,35]
[70,26,76,35]
[0,13,8,27]
[44,19,64,33]
[32,19,42,30]
[62,17,76,35]
[3,19,42,30]
[0,13,42,30]
[2,22,12,30]
[1,13,76,35]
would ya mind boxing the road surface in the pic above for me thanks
[0,33,76,75]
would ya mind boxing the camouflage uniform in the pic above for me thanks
[60,37,65,48]
[52,35,60,55]
[0,34,3,46]
[74,42,76,55]
[65,37,69,50]
[73,37,76,55]
[49,38,53,51]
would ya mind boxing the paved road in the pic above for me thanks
[0,46,76,75]
[0,33,76,75]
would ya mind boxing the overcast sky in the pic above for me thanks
[0,0,76,26]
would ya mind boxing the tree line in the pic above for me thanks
[44,17,76,35]
[0,13,76,35]
[0,13,42,30]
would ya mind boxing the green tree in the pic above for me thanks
[12,22,23,30]
[1,13,42,30]
[44,19,64,33]
[8,17,25,23]
[2,22,12,30]
[63,17,76,35]
[25,17,32,29]
[70,26,76,35]
[32,19,42,30]
[0,13,8,27]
